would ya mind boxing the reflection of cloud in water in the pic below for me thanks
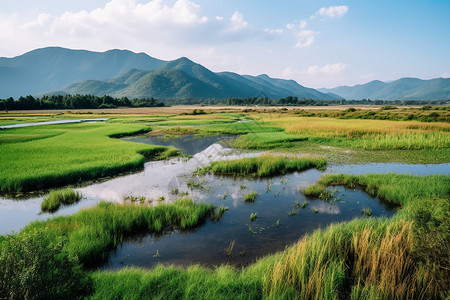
[308,202,341,215]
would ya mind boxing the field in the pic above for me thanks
[0,105,449,299]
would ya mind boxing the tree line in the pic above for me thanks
[0,94,164,111]
[1,94,447,111]
[165,96,447,106]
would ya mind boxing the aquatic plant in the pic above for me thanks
[250,213,258,222]
[214,205,229,219]
[243,191,259,203]
[361,208,373,216]
[225,240,235,258]
[41,188,82,212]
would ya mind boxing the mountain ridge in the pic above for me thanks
[319,77,450,100]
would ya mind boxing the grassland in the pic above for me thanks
[0,122,178,193]
[198,154,327,176]
[227,112,449,163]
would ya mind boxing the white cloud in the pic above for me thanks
[264,28,283,35]
[307,63,347,75]
[228,11,248,31]
[215,16,224,21]
[286,23,295,30]
[300,19,307,29]
[295,30,318,48]
[316,6,348,18]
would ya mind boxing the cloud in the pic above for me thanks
[307,63,347,75]
[300,19,307,29]
[0,0,268,58]
[295,30,318,48]
[228,11,248,31]
[286,23,295,30]
[264,28,283,35]
[315,6,348,18]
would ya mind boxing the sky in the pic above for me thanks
[1,0,449,88]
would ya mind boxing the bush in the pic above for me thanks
[0,229,92,299]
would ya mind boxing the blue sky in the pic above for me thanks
[1,0,449,88]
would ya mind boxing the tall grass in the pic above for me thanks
[198,154,327,177]
[0,123,176,192]
[41,188,82,212]
[263,116,450,150]
[22,198,214,268]
[0,199,214,298]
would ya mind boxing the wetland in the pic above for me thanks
[0,106,449,299]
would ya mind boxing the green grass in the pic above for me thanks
[198,121,283,135]
[198,154,327,177]
[244,191,259,203]
[41,188,82,212]
[0,122,180,192]
[0,198,214,299]
[232,132,307,149]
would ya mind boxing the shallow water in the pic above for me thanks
[0,118,108,129]
[102,174,396,270]
[0,134,448,269]
[121,134,235,156]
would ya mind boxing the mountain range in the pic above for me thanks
[0,47,449,101]
[318,78,450,100]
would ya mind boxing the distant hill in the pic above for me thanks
[60,56,340,100]
[319,78,450,100]
[0,47,166,98]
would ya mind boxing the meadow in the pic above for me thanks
[0,122,176,193]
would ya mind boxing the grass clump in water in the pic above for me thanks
[361,208,373,216]
[41,188,82,212]
[198,154,326,177]
[243,191,258,203]
[303,184,334,200]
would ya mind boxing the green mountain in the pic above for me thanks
[319,78,450,100]
[60,56,340,100]
[0,47,166,98]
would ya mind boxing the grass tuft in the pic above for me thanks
[41,188,82,212]
[198,154,327,177]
